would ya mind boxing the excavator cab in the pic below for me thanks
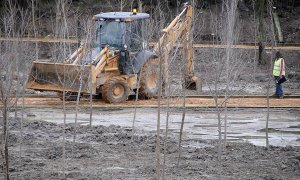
[93,12,151,75]
[94,12,148,50]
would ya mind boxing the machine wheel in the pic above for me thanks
[102,77,130,103]
[57,92,80,101]
[139,58,160,99]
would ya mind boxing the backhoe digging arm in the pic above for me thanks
[154,3,200,91]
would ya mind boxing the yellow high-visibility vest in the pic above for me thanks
[273,58,285,76]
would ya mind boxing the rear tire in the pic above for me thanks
[139,58,160,99]
[102,77,130,103]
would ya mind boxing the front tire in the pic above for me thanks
[102,77,130,103]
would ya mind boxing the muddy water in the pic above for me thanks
[22,107,300,147]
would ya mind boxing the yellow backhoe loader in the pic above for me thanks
[26,3,200,103]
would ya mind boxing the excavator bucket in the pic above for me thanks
[26,61,94,93]
[185,76,202,92]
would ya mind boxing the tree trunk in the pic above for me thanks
[2,99,10,180]
[32,0,38,60]
[224,101,228,147]
[266,52,273,149]
[62,64,67,179]
[177,81,186,167]
[131,67,143,138]
[258,0,265,64]
[62,91,66,179]
[162,80,170,179]
[19,86,25,177]
[266,74,270,148]
[252,0,257,78]
[155,36,163,180]
[73,77,83,143]
[216,102,222,162]
[216,100,222,179]
[89,73,93,128]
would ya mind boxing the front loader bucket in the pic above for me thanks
[26,61,95,93]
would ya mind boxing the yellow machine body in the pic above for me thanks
[26,4,200,103]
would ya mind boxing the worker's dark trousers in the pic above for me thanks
[274,76,283,97]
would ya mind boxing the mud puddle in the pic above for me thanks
[20,107,300,147]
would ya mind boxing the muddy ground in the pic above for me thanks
[1,114,300,179]
[23,107,300,147]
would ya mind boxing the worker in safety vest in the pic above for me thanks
[273,51,286,98]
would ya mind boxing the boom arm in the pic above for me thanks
[154,3,200,90]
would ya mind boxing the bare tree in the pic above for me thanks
[223,0,239,147]
[0,2,32,180]
[53,0,73,178]
[197,1,252,169]
[265,0,277,149]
